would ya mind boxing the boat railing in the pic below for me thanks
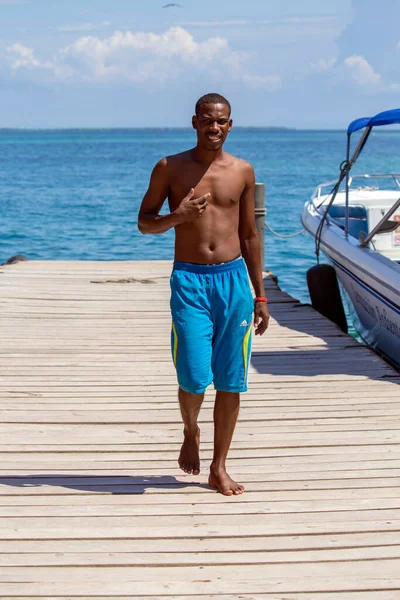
[310,173,400,246]
[312,173,400,205]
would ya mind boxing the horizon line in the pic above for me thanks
[0,126,348,131]
[2,126,399,132]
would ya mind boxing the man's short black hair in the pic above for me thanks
[195,93,231,116]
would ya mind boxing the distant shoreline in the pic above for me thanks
[0,126,339,132]
[2,126,399,133]
[0,126,296,131]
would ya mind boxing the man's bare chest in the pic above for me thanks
[170,168,245,210]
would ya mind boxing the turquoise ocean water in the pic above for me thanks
[1,128,399,305]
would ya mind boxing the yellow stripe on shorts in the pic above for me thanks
[172,321,178,367]
[242,323,252,380]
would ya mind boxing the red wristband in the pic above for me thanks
[255,296,268,303]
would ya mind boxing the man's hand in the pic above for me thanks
[254,301,270,335]
[175,188,210,223]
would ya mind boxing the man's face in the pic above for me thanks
[192,103,232,151]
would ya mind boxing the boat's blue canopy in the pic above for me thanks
[348,108,400,135]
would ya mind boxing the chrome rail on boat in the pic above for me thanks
[310,173,400,246]
[311,173,400,204]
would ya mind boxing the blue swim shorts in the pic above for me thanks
[170,257,253,394]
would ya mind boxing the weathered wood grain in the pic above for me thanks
[0,260,399,598]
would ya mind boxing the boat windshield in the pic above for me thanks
[313,174,400,201]
[311,174,400,262]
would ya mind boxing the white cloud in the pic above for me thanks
[6,43,73,79]
[6,43,52,70]
[343,55,400,92]
[305,53,400,93]
[344,55,382,86]
[58,21,111,33]
[58,27,230,82]
[4,26,279,90]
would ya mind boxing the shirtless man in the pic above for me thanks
[138,93,269,496]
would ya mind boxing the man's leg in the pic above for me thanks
[209,390,244,496]
[178,387,204,475]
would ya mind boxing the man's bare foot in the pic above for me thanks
[178,427,200,475]
[208,463,244,496]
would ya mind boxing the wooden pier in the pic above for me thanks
[0,259,399,599]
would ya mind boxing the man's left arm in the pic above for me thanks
[239,163,270,336]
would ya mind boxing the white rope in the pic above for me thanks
[265,220,305,239]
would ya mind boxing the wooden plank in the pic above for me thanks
[1,477,399,497]
[3,589,399,600]
[1,428,399,446]
[0,487,399,506]
[1,410,400,424]
[1,545,400,566]
[0,574,399,596]
[1,497,400,516]
[2,459,400,475]
[0,453,400,474]
[2,472,400,490]
[1,530,399,553]
[1,560,400,582]
[0,443,399,455]
[2,508,400,528]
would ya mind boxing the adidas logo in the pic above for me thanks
[240,320,249,327]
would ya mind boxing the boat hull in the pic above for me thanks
[301,202,400,369]
[329,253,400,366]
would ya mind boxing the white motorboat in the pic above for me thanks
[301,109,400,369]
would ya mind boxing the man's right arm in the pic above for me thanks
[138,158,210,234]
[137,158,178,234]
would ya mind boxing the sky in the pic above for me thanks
[0,0,399,128]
